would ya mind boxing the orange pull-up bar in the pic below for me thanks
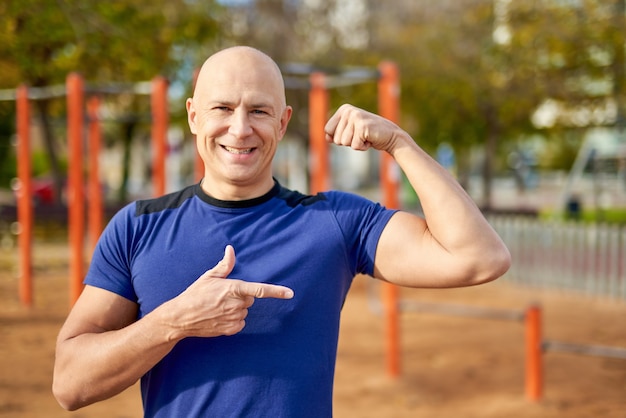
[525,305,543,401]
[16,85,33,307]
[66,73,85,306]
[308,72,330,194]
[151,76,168,197]
[378,61,401,379]
[304,63,401,377]
[87,96,103,254]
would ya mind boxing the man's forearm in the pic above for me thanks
[53,308,178,410]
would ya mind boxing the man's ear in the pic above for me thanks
[186,98,197,135]
[278,105,293,139]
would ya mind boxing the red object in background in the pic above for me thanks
[31,178,55,205]
[12,176,58,206]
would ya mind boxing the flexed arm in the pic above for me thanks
[325,104,511,288]
[53,246,293,411]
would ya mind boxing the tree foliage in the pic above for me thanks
[1,0,623,208]
[199,0,626,208]
[0,0,221,87]
[0,0,222,197]
[367,0,624,207]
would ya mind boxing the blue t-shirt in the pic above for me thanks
[85,181,396,418]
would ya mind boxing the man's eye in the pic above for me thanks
[251,109,267,115]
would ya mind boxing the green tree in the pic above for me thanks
[215,0,546,207]
[364,0,626,209]
[0,0,222,201]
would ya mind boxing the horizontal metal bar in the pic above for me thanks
[282,64,380,90]
[543,340,626,360]
[1,65,381,99]
[0,80,155,101]
[399,300,525,321]
[324,72,379,89]
[0,85,67,101]
[283,77,311,90]
[0,90,16,101]
[85,81,153,95]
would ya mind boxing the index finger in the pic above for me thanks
[324,105,346,141]
[236,281,295,300]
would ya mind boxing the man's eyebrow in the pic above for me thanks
[206,100,273,109]
[249,101,273,109]
[207,99,235,107]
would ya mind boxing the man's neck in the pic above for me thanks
[200,177,275,201]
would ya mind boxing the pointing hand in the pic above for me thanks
[165,245,294,338]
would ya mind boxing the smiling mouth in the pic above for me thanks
[223,145,254,155]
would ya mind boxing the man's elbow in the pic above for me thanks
[472,243,512,285]
[52,373,89,411]
[53,384,79,411]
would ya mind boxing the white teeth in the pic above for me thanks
[224,146,253,154]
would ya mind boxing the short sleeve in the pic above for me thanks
[84,203,138,302]
[324,191,397,276]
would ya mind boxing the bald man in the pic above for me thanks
[53,46,510,417]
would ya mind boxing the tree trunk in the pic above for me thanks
[117,121,137,204]
[482,105,500,212]
[482,134,495,211]
[456,145,471,191]
[612,0,625,132]
[33,99,64,204]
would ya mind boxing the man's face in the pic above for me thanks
[187,48,292,199]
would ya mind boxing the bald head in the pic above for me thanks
[193,46,287,107]
[186,46,293,200]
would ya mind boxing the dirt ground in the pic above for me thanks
[1,241,625,418]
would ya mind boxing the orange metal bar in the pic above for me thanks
[16,85,33,307]
[151,76,168,197]
[381,280,400,378]
[87,96,103,254]
[195,142,204,182]
[195,146,204,181]
[378,61,400,209]
[308,72,329,194]
[66,73,85,306]
[525,305,543,402]
[378,61,401,378]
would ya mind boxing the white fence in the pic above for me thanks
[490,216,626,300]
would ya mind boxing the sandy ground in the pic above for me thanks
[0,241,625,418]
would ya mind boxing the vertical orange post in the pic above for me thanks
[151,76,168,197]
[16,85,33,307]
[525,305,543,402]
[195,142,204,182]
[308,72,329,194]
[378,61,401,378]
[87,96,103,254]
[378,62,401,208]
[67,73,85,306]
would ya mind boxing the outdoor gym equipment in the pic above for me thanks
[304,61,402,378]
[375,294,626,402]
[11,74,168,307]
[11,62,404,382]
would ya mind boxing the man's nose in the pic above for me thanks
[228,109,253,138]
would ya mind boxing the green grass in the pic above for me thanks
[539,207,626,224]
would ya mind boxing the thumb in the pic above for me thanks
[204,245,236,279]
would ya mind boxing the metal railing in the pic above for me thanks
[490,216,626,300]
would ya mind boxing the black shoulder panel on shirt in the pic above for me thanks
[278,187,327,208]
[135,184,196,216]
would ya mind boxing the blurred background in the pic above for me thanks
[1,0,626,300]
[0,3,625,417]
